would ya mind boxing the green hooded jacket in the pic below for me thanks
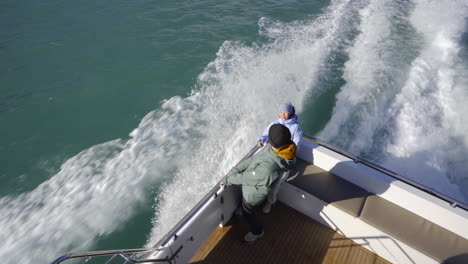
[225,146,296,205]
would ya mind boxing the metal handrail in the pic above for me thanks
[50,247,179,264]
[305,134,468,211]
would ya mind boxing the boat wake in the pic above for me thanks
[1,0,466,263]
[319,0,468,202]
[0,97,209,263]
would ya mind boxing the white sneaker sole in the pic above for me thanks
[243,231,264,243]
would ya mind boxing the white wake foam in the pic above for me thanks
[319,0,468,202]
[383,0,468,201]
[0,96,210,264]
[320,0,418,151]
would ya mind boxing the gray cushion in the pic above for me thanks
[360,195,468,264]
[288,158,369,217]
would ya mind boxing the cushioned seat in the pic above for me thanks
[288,158,369,217]
[288,158,468,263]
[360,195,468,264]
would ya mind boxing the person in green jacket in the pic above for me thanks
[223,124,297,243]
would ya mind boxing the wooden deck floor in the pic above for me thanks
[190,202,392,264]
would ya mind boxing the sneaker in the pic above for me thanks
[234,206,243,216]
[262,202,272,214]
[243,231,264,243]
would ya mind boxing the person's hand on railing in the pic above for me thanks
[219,143,260,188]
[220,169,235,187]
[220,171,231,187]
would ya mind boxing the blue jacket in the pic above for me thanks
[258,115,303,147]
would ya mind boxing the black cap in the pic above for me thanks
[268,124,292,148]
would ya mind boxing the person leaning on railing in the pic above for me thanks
[222,124,297,243]
[257,102,303,213]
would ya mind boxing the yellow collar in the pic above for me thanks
[272,143,296,160]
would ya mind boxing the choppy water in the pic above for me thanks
[1,0,467,263]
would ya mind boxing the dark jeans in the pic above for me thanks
[242,199,263,235]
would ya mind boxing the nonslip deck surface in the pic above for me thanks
[190,202,392,264]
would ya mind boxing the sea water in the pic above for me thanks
[1,0,467,263]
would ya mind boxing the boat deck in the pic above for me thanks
[190,202,392,264]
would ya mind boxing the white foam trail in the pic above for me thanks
[0,96,207,264]
[320,0,468,202]
[320,0,418,151]
[146,0,362,246]
[383,0,468,201]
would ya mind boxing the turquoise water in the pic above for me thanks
[1,0,467,263]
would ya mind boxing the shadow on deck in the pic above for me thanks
[190,202,392,264]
